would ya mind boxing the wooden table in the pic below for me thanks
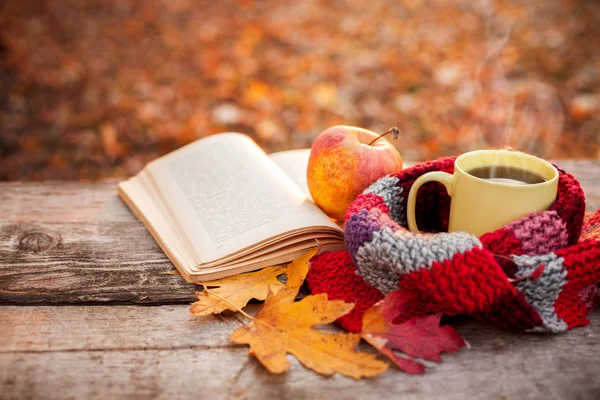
[1,160,599,400]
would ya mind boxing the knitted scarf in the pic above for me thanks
[306,156,600,333]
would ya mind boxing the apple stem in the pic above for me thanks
[368,127,401,146]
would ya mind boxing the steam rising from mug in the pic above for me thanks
[457,1,564,159]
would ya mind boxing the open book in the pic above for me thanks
[118,133,344,282]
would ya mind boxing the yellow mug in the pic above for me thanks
[407,150,559,237]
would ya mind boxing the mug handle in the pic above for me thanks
[407,171,455,232]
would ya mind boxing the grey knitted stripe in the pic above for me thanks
[363,175,406,226]
[512,253,568,333]
[354,228,402,294]
[355,226,482,294]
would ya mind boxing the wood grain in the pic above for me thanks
[0,161,599,399]
[0,160,598,305]
[0,221,196,304]
[0,180,196,304]
[1,305,599,400]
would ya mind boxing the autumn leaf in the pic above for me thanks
[190,265,287,316]
[231,249,388,379]
[361,290,466,374]
[281,247,318,292]
[189,248,318,316]
[362,334,426,375]
[231,291,388,379]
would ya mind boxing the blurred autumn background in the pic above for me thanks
[1,0,599,180]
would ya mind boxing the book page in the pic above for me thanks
[269,149,311,199]
[146,133,340,263]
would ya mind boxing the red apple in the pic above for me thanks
[307,125,403,221]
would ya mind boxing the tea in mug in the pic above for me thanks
[466,165,547,186]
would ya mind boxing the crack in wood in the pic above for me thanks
[0,343,246,355]
[232,359,253,383]
[0,298,197,306]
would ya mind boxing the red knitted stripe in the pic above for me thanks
[306,250,383,333]
[480,228,523,277]
[398,247,542,331]
[306,247,547,332]
[549,172,586,245]
[344,192,388,221]
[399,248,511,315]
[482,288,544,331]
[394,157,455,233]
[391,157,456,189]
[554,240,600,329]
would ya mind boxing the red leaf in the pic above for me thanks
[361,290,466,373]
[363,334,426,375]
[383,313,465,362]
[376,289,422,324]
[380,349,425,375]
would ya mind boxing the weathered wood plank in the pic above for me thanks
[1,305,599,400]
[0,221,196,304]
[0,160,598,305]
[0,304,241,352]
[0,180,132,223]
[0,180,197,304]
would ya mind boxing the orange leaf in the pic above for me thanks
[231,249,387,379]
[190,265,287,316]
[189,247,317,316]
[285,247,318,290]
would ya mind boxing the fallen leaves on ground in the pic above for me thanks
[2,1,599,180]
[190,248,317,315]
[190,265,287,316]
[361,290,466,375]
[231,249,388,379]
[190,248,467,378]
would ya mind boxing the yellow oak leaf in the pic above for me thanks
[231,291,388,379]
[280,247,318,293]
[190,247,318,316]
[231,248,388,379]
[190,265,287,316]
